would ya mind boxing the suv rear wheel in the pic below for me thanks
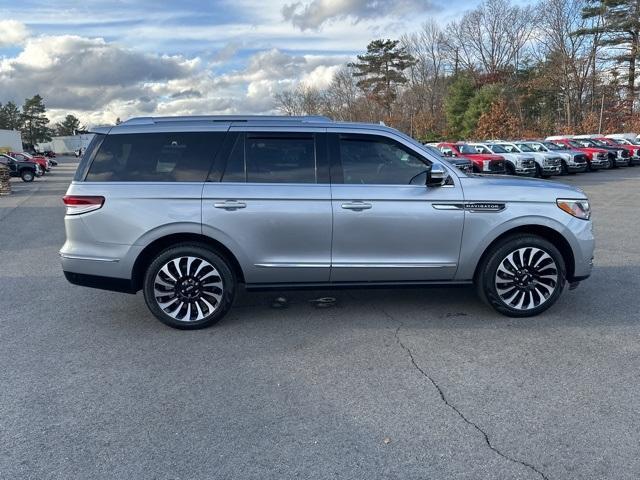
[476,235,566,317]
[143,244,235,329]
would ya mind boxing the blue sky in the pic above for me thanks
[0,0,481,125]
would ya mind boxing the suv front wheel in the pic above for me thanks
[476,235,566,317]
[143,244,235,329]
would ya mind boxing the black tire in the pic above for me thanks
[20,169,34,182]
[505,163,515,175]
[535,164,542,178]
[475,234,566,317]
[560,160,569,175]
[143,243,236,329]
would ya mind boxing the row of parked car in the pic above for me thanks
[0,151,58,182]
[427,133,640,177]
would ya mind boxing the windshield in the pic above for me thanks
[543,142,565,151]
[514,143,534,152]
[589,139,609,147]
[568,140,587,149]
[487,144,508,153]
[457,144,480,154]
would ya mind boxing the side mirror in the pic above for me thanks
[442,150,453,157]
[427,162,449,187]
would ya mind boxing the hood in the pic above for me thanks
[465,153,503,161]
[460,174,587,203]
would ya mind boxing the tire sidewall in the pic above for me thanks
[21,170,34,182]
[479,235,566,317]
[143,244,236,329]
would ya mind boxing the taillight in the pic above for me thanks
[62,195,104,215]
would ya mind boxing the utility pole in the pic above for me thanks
[598,93,605,134]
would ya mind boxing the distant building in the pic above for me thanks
[36,134,95,154]
[0,129,23,154]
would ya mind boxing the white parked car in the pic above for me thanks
[516,141,588,174]
[468,142,536,176]
[492,141,562,177]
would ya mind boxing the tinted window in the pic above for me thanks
[339,135,429,185]
[221,133,317,183]
[85,132,224,182]
[220,134,245,182]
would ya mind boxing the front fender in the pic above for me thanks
[454,205,591,280]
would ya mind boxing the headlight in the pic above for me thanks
[557,198,591,220]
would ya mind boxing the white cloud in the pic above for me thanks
[0,20,30,47]
[282,0,434,30]
[0,32,350,126]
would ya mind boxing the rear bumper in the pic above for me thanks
[63,271,137,294]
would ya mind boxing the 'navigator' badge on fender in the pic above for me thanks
[464,202,506,212]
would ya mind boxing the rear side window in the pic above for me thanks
[85,132,224,182]
[221,133,316,183]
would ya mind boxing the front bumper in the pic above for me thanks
[515,167,537,176]
[589,158,609,169]
[567,163,588,172]
[541,165,562,175]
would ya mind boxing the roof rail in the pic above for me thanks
[121,115,333,125]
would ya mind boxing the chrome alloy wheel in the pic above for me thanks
[153,256,223,322]
[494,247,559,311]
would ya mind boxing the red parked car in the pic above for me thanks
[435,142,507,174]
[547,139,610,170]
[9,152,50,173]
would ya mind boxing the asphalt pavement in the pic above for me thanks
[1,157,639,479]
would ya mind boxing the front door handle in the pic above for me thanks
[341,202,372,211]
[214,200,246,210]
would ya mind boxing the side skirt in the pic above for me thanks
[244,280,473,291]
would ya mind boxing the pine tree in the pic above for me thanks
[444,75,476,138]
[349,39,417,117]
[55,114,83,136]
[21,95,52,147]
[0,101,23,130]
[462,84,503,137]
[580,0,640,113]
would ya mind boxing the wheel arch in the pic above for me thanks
[472,224,575,282]
[131,233,245,291]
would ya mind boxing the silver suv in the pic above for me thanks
[61,116,594,329]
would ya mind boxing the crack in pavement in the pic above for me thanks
[384,309,550,480]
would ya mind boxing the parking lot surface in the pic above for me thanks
[1,158,639,479]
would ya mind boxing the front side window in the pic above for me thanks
[339,134,429,185]
[85,132,224,182]
[221,133,317,184]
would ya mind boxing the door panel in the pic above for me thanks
[330,185,464,281]
[328,131,465,282]
[202,129,331,284]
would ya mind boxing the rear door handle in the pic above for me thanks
[213,200,246,210]
[341,202,372,211]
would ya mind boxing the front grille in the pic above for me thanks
[596,153,607,160]
[545,157,561,166]
[521,159,535,169]
[620,149,630,158]
[573,154,587,164]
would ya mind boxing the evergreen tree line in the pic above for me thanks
[0,95,85,148]
[274,0,640,141]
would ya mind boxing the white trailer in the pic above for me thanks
[36,134,95,155]
[0,129,23,153]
